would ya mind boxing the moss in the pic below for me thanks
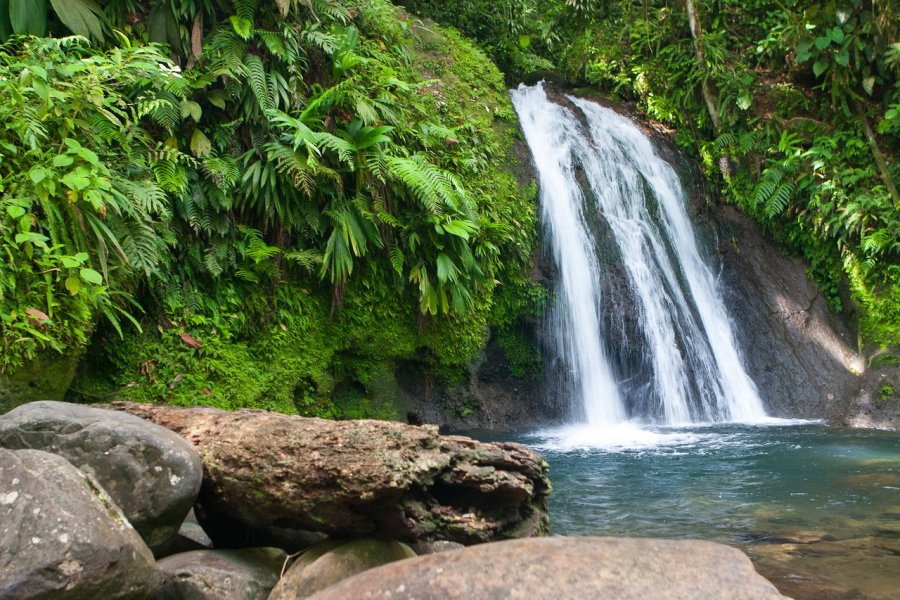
[877,384,895,407]
[70,7,542,418]
[1,351,81,413]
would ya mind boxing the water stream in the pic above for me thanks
[511,82,765,428]
[507,83,900,599]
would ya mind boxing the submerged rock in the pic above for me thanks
[106,402,551,546]
[0,448,163,599]
[156,548,286,600]
[0,401,203,554]
[269,538,416,599]
[306,536,786,600]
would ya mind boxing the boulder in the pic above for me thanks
[105,402,550,545]
[269,538,416,600]
[0,401,203,553]
[306,537,787,600]
[410,540,465,555]
[156,548,286,600]
[0,448,164,599]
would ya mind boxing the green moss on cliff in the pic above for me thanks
[70,4,540,418]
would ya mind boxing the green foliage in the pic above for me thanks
[0,36,176,372]
[47,0,541,412]
[877,383,894,407]
[419,0,897,348]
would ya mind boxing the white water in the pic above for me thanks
[511,83,766,428]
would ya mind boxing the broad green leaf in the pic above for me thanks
[79,267,103,285]
[835,49,849,67]
[442,221,473,239]
[9,0,47,36]
[190,128,211,157]
[863,76,875,95]
[49,0,104,40]
[814,36,830,50]
[207,89,228,109]
[29,168,48,184]
[61,172,91,191]
[830,27,844,44]
[61,255,85,268]
[812,60,828,77]
[52,154,74,168]
[737,93,752,110]
[83,189,103,209]
[6,205,25,218]
[180,100,202,121]
[76,147,99,164]
[15,232,49,245]
[436,253,456,283]
[65,276,81,295]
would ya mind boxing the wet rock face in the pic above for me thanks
[0,448,163,599]
[715,206,866,420]
[106,402,551,546]
[306,536,787,600]
[0,401,203,554]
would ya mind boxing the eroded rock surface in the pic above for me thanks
[106,402,551,546]
[307,536,787,600]
[0,401,203,553]
[0,448,163,599]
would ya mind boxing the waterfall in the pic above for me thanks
[511,83,766,425]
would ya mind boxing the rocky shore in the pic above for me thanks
[1,401,785,599]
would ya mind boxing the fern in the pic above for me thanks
[244,54,273,112]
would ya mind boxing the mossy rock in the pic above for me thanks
[0,352,80,414]
[268,538,416,600]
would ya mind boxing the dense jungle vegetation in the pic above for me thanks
[404,0,899,347]
[0,0,896,415]
[0,0,541,414]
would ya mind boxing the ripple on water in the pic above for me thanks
[485,423,900,600]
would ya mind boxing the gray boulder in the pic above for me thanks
[0,401,203,553]
[0,448,164,599]
[156,548,286,600]
[307,536,787,600]
[269,539,416,599]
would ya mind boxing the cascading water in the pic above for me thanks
[511,83,766,427]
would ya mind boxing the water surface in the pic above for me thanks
[495,424,900,599]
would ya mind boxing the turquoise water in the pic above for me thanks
[499,424,900,599]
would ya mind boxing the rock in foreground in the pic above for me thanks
[107,402,550,545]
[269,538,416,600]
[0,401,202,553]
[0,448,163,599]
[307,536,787,600]
[156,548,286,600]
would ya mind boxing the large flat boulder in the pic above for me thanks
[0,448,164,599]
[0,401,203,553]
[306,536,787,600]
[105,402,550,546]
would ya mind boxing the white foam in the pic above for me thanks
[529,417,820,454]
[531,422,719,453]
